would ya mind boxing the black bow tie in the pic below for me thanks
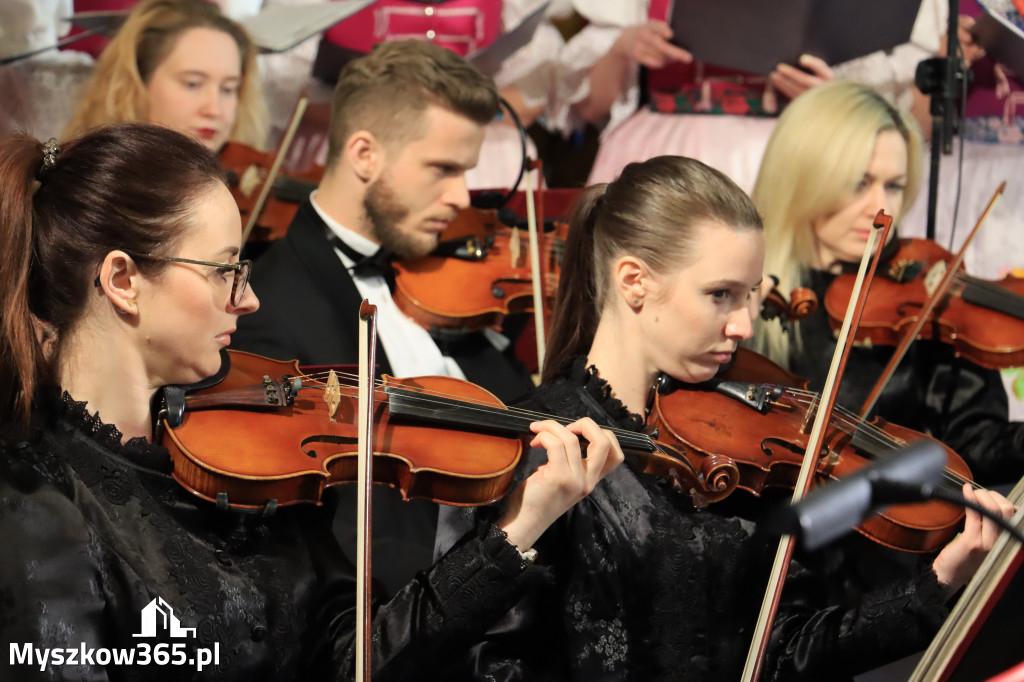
[328,234,396,291]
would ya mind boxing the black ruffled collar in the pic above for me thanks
[558,356,646,432]
[47,390,173,473]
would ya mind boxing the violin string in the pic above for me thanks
[284,371,658,449]
[297,371,565,423]
[249,368,976,490]
[289,368,614,430]
[958,273,1024,311]
[291,371,612,440]
[783,389,973,489]
[314,376,980,500]
[807,397,975,490]
[780,388,977,490]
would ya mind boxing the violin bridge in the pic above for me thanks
[820,447,840,476]
[239,164,262,198]
[323,370,341,422]
[924,260,947,297]
[800,397,818,435]
[510,227,521,267]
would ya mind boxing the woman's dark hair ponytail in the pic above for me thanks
[0,123,225,441]
[0,137,50,441]
[541,156,763,385]
[542,185,606,383]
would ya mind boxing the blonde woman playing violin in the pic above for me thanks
[752,79,1024,489]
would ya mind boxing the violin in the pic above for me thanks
[220,142,321,243]
[824,237,1024,370]
[649,347,975,553]
[218,149,566,335]
[218,150,567,355]
[155,350,733,512]
[392,209,567,333]
[221,135,570,348]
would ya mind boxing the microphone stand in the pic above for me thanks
[913,0,970,241]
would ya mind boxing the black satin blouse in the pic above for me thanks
[437,358,951,681]
[0,393,543,681]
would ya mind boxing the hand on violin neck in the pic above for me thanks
[931,484,1017,592]
[498,418,624,552]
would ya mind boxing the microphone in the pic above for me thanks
[761,441,947,551]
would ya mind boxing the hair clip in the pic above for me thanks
[38,138,61,177]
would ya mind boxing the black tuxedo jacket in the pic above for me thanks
[232,200,533,595]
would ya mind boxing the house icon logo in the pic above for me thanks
[133,597,197,638]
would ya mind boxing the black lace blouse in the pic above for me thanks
[0,393,543,681]
[438,358,951,681]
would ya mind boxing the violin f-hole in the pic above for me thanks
[301,434,357,459]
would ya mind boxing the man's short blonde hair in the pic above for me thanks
[325,40,499,170]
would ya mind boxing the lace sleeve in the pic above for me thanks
[0,452,112,680]
[766,569,949,681]
[309,520,544,682]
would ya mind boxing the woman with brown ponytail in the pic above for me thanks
[437,154,1014,681]
[0,122,623,681]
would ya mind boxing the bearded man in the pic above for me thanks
[233,40,532,595]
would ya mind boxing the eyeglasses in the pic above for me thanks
[158,257,252,306]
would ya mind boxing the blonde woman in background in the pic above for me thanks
[65,0,268,151]
[751,79,1024,487]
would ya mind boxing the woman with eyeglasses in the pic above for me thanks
[0,123,622,681]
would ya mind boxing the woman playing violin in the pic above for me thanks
[752,79,1024,487]
[64,0,268,152]
[0,123,623,680]
[437,155,1014,681]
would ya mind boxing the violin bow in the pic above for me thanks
[356,300,378,681]
[240,94,309,244]
[0,26,108,66]
[524,158,547,376]
[907,477,1024,681]
[741,210,895,681]
[858,182,1006,419]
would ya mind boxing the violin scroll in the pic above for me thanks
[760,275,819,323]
[650,348,972,554]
